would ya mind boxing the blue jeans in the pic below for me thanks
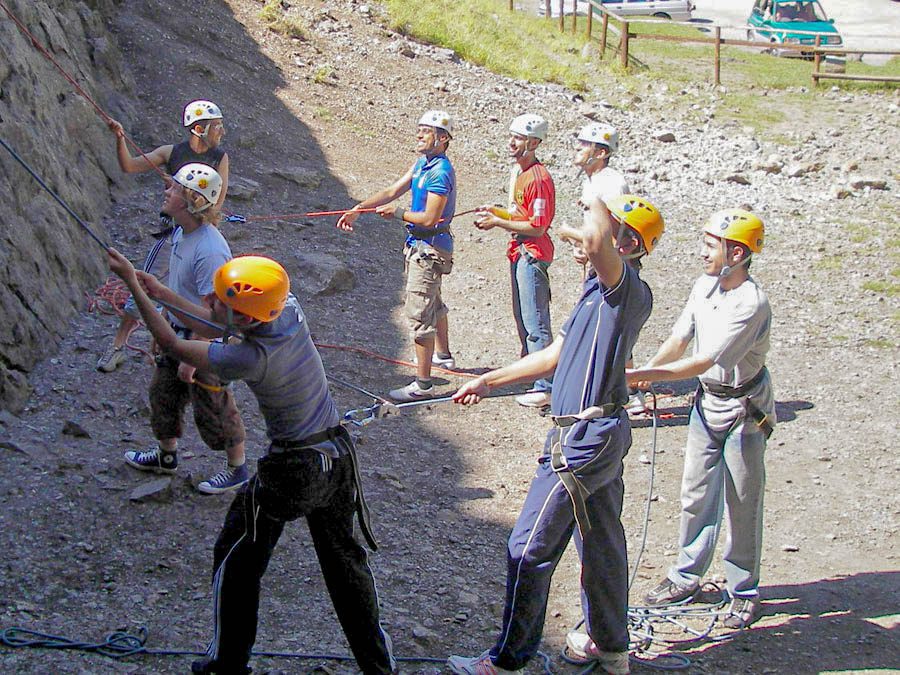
[510,253,552,392]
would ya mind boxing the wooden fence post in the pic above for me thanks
[508,0,513,10]
[600,11,609,59]
[620,20,629,69]
[586,2,593,39]
[559,0,564,31]
[714,26,721,86]
[812,34,822,87]
[571,0,577,32]
[545,0,550,18]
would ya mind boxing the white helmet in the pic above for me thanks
[418,110,453,137]
[577,122,618,154]
[509,113,548,141]
[183,100,223,128]
[173,163,222,211]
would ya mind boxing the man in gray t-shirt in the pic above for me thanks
[121,164,248,495]
[628,209,774,631]
[106,251,395,675]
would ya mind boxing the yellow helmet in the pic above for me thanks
[214,256,290,323]
[704,209,764,253]
[605,194,665,255]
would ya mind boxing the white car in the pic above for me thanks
[595,0,695,21]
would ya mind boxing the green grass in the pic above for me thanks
[313,64,335,85]
[258,0,306,39]
[862,280,900,296]
[383,0,593,90]
[313,106,333,122]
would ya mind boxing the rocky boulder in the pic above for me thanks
[0,0,134,412]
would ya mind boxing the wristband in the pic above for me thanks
[393,206,407,222]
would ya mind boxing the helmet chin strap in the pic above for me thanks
[616,222,645,260]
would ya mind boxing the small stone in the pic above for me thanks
[129,478,173,503]
[654,131,676,143]
[782,543,800,552]
[62,420,91,438]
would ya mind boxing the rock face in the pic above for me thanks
[0,0,134,412]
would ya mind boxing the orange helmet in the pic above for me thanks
[704,209,764,253]
[214,256,289,323]
[605,194,665,255]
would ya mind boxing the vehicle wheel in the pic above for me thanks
[652,12,671,19]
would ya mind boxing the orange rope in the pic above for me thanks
[87,276,153,361]
[0,0,168,181]
[314,342,480,379]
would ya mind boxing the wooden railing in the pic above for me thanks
[511,0,900,87]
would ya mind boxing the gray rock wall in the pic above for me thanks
[0,0,133,411]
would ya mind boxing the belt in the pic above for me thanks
[271,425,347,450]
[406,223,451,239]
[701,367,767,398]
[271,425,378,551]
[551,402,622,427]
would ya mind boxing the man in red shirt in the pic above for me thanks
[474,113,556,407]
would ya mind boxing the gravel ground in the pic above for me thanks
[0,1,897,674]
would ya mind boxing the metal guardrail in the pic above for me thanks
[510,0,900,87]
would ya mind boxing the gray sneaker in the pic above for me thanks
[389,381,435,403]
[198,463,250,494]
[643,577,699,606]
[723,595,762,629]
[97,345,126,373]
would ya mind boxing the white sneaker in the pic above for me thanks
[625,391,648,416]
[448,650,522,675]
[412,353,457,370]
[565,631,630,674]
[515,391,551,408]
[97,345,126,372]
[432,353,456,370]
[388,381,435,403]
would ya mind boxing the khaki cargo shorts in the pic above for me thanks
[404,243,453,340]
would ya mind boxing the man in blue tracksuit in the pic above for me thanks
[449,196,666,675]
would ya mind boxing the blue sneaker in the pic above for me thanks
[124,446,178,474]
[197,462,249,494]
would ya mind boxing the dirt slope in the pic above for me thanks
[0,1,897,674]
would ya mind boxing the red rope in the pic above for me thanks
[86,276,153,361]
[0,0,168,181]
[314,342,479,379]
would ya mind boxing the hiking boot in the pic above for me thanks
[515,391,551,408]
[723,595,762,629]
[198,462,250,495]
[644,577,699,606]
[565,632,630,674]
[448,650,522,675]
[191,657,251,674]
[389,380,435,403]
[124,446,178,474]
[625,391,648,416]
[97,345,127,373]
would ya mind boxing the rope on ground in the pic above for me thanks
[0,0,168,181]
[86,276,153,362]
[0,626,554,672]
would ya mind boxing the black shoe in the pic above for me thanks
[644,578,699,606]
[723,595,762,629]
[191,658,251,674]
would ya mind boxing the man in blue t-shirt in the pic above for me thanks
[105,252,395,675]
[337,110,457,402]
[448,196,665,675]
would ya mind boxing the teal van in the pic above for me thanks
[747,0,843,56]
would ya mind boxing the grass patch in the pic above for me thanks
[862,338,897,349]
[258,0,306,39]
[383,0,592,90]
[312,64,335,85]
[313,106,333,122]
[862,280,899,296]
[815,254,844,271]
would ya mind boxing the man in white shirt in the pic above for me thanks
[627,209,774,630]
